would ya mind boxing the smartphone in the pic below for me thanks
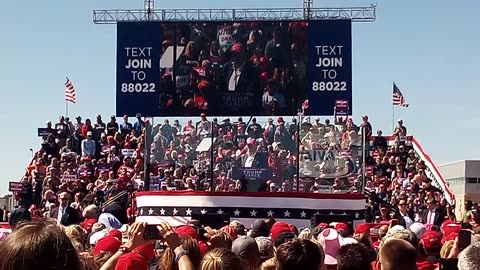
[458,229,471,251]
[143,225,163,240]
[390,219,399,227]
[198,227,209,241]
[439,258,458,270]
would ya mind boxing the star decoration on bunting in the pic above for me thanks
[329,211,335,216]
[315,211,320,215]
[300,211,307,218]
[200,209,208,214]
[233,209,241,216]
[140,209,144,215]
[148,208,154,215]
[172,208,179,215]
[250,209,257,217]
[217,209,224,215]
[160,208,166,215]
[185,208,192,216]
[341,211,348,215]
[284,210,291,218]
[267,210,274,217]
[355,212,360,219]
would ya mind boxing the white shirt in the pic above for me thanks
[57,207,66,224]
[403,214,413,228]
[244,155,255,168]
[228,65,243,91]
[427,209,436,225]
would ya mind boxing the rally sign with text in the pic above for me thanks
[307,20,352,116]
[116,22,162,117]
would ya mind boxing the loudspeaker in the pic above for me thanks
[192,213,230,229]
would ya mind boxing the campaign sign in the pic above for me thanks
[8,182,23,192]
[97,164,111,173]
[334,99,349,116]
[122,149,136,157]
[62,174,77,182]
[307,20,352,116]
[38,128,52,137]
[116,22,162,117]
[232,167,273,181]
[78,168,93,178]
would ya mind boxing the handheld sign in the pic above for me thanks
[8,182,23,192]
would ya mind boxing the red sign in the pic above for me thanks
[8,182,23,192]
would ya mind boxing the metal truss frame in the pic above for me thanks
[93,5,377,24]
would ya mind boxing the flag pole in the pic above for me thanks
[392,103,395,131]
[65,76,69,118]
[392,82,395,131]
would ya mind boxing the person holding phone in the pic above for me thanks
[99,222,194,270]
[439,233,478,270]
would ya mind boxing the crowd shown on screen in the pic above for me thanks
[158,22,309,116]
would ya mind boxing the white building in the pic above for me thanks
[438,160,480,219]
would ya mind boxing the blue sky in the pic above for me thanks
[0,0,478,195]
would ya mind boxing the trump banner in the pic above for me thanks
[232,167,273,181]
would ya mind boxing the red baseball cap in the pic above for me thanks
[114,243,155,270]
[175,225,199,241]
[354,223,370,237]
[335,223,350,235]
[318,223,329,230]
[93,235,121,256]
[442,223,461,236]
[421,230,442,250]
[220,225,238,240]
[270,222,292,241]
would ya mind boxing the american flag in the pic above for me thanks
[65,78,77,104]
[135,191,366,228]
[392,83,408,107]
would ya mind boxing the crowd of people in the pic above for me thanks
[0,112,460,225]
[2,211,480,270]
[0,111,476,270]
[158,21,308,116]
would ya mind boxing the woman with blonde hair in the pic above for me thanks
[0,220,82,270]
[201,248,247,270]
[298,228,312,240]
[158,236,202,270]
[64,224,85,252]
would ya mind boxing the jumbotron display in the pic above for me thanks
[116,20,352,117]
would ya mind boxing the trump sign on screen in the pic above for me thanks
[116,20,352,117]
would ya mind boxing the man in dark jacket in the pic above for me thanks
[49,192,80,226]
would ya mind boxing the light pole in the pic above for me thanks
[29,148,34,159]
